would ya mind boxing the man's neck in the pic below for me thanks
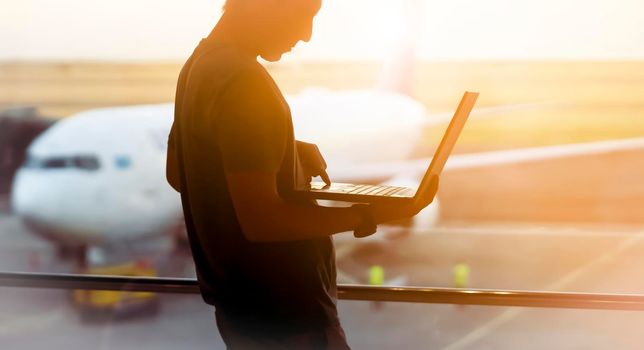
[207,13,259,58]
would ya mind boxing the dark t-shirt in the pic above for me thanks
[168,39,338,335]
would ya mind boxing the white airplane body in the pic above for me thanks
[10,86,447,248]
[12,105,180,245]
[13,80,644,253]
[290,88,426,166]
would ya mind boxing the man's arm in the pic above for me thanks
[226,171,364,242]
[296,140,331,186]
[216,69,369,242]
[226,172,438,242]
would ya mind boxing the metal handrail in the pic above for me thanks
[2,272,644,310]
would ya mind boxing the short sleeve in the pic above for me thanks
[216,68,288,173]
[167,122,176,150]
[166,122,181,191]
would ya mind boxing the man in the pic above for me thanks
[166,0,439,348]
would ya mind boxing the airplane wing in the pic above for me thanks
[446,137,644,170]
[424,101,562,126]
[331,136,644,225]
[328,137,644,184]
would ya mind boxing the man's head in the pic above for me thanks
[222,0,321,61]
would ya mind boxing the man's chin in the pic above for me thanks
[260,52,285,62]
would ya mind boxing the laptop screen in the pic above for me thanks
[415,91,478,198]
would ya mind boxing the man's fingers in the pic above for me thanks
[313,144,327,169]
[320,169,331,186]
[304,168,331,187]
[354,224,377,238]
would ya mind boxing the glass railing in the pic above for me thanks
[3,283,644,349]
[4,271,644,310]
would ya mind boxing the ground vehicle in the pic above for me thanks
[72,262,160,321]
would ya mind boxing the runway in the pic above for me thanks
[2,210,644,349]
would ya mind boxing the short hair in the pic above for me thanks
[222,0,298,12]
[222,0,234,11]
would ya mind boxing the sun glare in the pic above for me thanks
[1,0,643,61]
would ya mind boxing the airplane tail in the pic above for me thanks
[377,0,422,96]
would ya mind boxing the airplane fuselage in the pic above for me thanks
[11,89,429,245]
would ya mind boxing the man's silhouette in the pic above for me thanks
[166,0,438,347]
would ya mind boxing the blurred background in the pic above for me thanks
[1,0,644,348]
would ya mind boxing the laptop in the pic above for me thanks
[297,91,479,204]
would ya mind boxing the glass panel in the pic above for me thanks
[0,287,223,349]
[3,287,644,349]
[333,224,644,294]
[339,301,644,349]
[1,1,643,295]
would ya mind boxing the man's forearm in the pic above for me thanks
[226,171,372,243]
[237,198,363,242]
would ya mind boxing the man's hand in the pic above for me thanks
[371,175,440,224]
[353,204,377,238]
[296,141,331,186]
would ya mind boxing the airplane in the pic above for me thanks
[7,67,557,263]
[0,107,55,197]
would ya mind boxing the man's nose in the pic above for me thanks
[300,22,313,43]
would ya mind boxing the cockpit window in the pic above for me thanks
[42,157,68,169]
[73,156,100,170]
[24,155,101,171]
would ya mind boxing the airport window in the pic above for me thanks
[3,286,644,349]
[2,1,644,347]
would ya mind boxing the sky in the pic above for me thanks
[1,0,643,62]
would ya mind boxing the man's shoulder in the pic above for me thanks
[191,42,264,82]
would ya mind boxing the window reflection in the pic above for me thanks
[0,3,643,346]
[0,1,643,321]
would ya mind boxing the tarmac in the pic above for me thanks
[2,208,644,349]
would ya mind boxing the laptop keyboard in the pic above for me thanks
[345,184,410,197]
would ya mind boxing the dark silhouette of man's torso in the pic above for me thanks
[169,38,339,336]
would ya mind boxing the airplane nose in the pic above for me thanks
[11,169,51,221]
[11,168,106,242]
